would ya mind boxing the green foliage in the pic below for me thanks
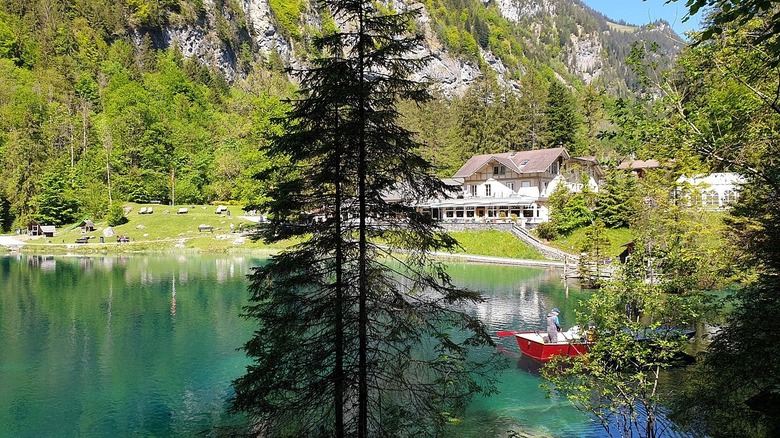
[548,184,594,237]
[230,1,499,434]
[679,0,780,68]
[595,170,640,228]
[456,78,526,156]
[268,0,304,39]
[0,195,8,232]
[544,80,582,151]
[535,221,558,241]
[106,201,128,226]
[33,172,79,226]
[125,0,180,28]
[662,5,780,434]
[578,218,611,287]
[546,223,633,257]
[670,280,780,438]
[598,97,661,157]
[542,272,710,438]
[630,172,732,293]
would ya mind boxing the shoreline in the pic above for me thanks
[2,235,565,268]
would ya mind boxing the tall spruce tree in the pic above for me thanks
[518,70,549,150]
[594,170,640,228]
[230,0,498,436]
[544,79,581,152]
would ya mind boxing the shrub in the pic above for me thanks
[535,221,558,240]
[107,202,128,227]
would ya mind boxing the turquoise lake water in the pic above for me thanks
[0,254,606,437]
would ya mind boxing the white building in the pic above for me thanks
[677,172,745,210]
[417,148,603,227]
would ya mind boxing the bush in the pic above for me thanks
[535,221,558,240]
[107,202,128,227]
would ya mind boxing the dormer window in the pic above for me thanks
[520,159,529,166]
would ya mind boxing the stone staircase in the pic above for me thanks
[510,225,579,265]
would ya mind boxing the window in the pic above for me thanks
[723,189,738,205]
[470,185,477,196]
[521,181,531,188]
[550,162,559,174]
[507,182,515,191]
[493,165,506,175]
[702,190,719,207]
[520,159,529,166]
[485,184,492,196]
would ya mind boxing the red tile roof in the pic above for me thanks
[616,159,661,170]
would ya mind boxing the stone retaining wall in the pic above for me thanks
[438,222,515,232]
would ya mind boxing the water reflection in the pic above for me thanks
[1,255,600,437]
[0,254,255,437]
[448,264,586,334]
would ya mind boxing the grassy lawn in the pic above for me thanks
[543,211,729,258]
[12,207,547,260]
[544,226,634,258]
[19,203,290,253]
[450,230,546,260]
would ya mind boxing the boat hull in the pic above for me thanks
[513,331,589,362]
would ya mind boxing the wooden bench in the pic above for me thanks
[198,224,213,233]
[75,236,90,244]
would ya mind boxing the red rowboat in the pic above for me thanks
[498,326,694,363]
[498,329,590,362]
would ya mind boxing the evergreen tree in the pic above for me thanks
[544,80,581,152]
[517,70,549,150]
[595,170,640,228]
[230,0,498,436]
[580,84,605,154]
[458,77,521,156]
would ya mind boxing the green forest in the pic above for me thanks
[0,0,679,231]
[3,0,780,436]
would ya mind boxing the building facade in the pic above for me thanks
[677,172,744,210]
[417,148,603,227]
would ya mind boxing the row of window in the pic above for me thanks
[703,189,738,206]
[467,181,535,197]
[439,206,539,218]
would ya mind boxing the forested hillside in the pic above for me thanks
[0,0,677,230]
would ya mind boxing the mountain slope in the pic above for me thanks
[107,0,683,95]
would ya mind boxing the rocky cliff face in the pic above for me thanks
[152,0,682,95]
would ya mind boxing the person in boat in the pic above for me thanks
[547,308,562,343]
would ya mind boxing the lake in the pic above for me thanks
[0,254,601,437]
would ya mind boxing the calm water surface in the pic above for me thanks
[0,254,599,437]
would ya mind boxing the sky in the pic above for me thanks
[580,0,704,37]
